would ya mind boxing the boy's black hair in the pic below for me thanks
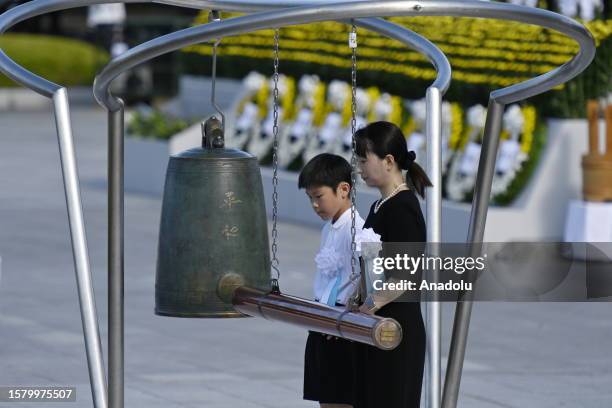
[298,153,353,191]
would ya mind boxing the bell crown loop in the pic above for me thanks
[202,115,225,149]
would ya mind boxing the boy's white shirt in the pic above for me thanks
[314,207,365,305]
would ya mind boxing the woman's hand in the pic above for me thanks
[358,296,379,315]
[358,303,375,315]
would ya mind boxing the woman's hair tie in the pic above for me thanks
[402,150,416,169]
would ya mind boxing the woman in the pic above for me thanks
[353,121,430,408]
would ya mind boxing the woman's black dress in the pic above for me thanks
[353,189,427,408]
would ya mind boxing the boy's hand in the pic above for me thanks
[358,303,374,315]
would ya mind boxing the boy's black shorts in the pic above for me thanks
[303,330,354,404]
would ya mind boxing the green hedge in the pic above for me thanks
[127,110,191,140]
[0,34,108,87]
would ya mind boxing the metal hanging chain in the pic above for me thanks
[211,39,225,130]
[208,11,225,130]
[270,28,281,293]
[348,23,359,304]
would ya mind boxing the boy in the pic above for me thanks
[298,153,364,408]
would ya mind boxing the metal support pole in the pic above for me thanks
[425,86,442,408]
[441,99,505,408]
[52,88,108,408]
[108,104,125,408]
[467,100,505,243]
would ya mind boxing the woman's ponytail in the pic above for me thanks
[407,161,432,199]
[400,150,416,170]
[401,150,432,199]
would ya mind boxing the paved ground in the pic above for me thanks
[0,106,611,407]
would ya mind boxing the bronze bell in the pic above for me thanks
[155,116,271,317]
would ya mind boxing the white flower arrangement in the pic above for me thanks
[303,80,350,163]
[278,75,320,168]
[246,75,295,161]
[373,92,393,121]
[227,73,540,205]
[336,87,369,163]
[445,104,487,202]
[226,71,266,149]
[481,0,603,20]
[491,104,529,197]
[441,101,454,168]
[558,0,603,22]
[404,99,428,172]
[403,99,456,169]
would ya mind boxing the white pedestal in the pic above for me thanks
[564,200,612,242]
[564,200,612,262]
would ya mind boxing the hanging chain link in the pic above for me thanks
[270,28,281,293]
[208,11,224,132]
[349,24,359,304]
